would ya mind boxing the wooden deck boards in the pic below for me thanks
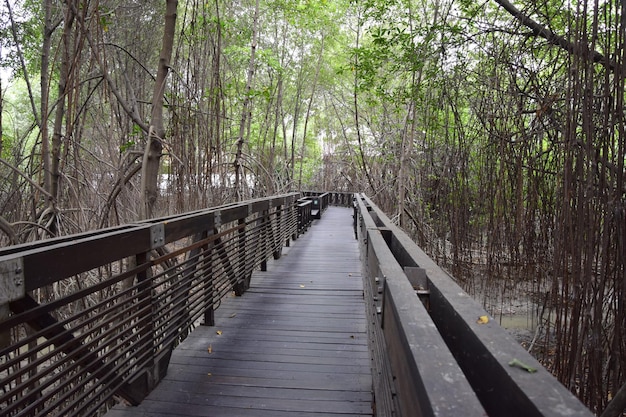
[105,206,373,417]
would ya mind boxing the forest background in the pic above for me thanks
[1,0,625,414]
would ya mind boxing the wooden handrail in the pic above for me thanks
[354,193,594,417]
[0,193,301,416]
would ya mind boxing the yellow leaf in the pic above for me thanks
[207,372,212,377]
[476,315,489,324]
[216,330,222,335]
[299,284,305,288]
[207,345,212,354]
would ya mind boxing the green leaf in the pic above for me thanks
[119,140,136,153]
[508,358,537,373]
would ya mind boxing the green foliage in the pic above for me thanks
[1,0,47,77]
[1,76,39,156]
[119,140,136,153]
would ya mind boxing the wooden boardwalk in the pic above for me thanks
[105,206,373,417]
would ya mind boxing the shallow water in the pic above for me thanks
[498,313,537,333]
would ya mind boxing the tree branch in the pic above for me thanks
[0,157,54,201]
[0,215,18,245]
[70,2,150,134]
[492,0,616,71]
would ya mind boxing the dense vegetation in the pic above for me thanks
[1,0,625,413]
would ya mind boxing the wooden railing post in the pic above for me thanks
[272,203,282,260]
[188,228,215,327]
[125,249,155,403]
[290,198,299,242]
[234,214,248,296]
[0,304,9,350]
[204,229,216,326]
[285,201,292,247]
[261,208,269,271]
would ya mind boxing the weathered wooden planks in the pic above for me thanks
[105,207,373,417]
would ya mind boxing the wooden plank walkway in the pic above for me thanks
[106,206,373,417]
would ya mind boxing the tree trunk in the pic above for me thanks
[140,0,178,219]
[50,3,75,206]
[289,76,303,186]
[353,10,375,193]
[269,74,283,194]
[233,0,260,201]
[297,35,325,191]
[208,0,223,198]
[40,0,53,196]
[397,100,416,229]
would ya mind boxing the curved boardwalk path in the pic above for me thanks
[106,206,373,417]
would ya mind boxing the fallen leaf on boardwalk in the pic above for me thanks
[350,335,355,339]
[216,330,222,335]
[229,313,237,318]
[509,358,537,373]
[299,284,305,288]
[207,373,212,377]
[348,273,353,277]
[476,315,489,324]
[207,345,212,354]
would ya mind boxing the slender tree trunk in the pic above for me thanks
[208,0,223,197]
[289,78,302,186]
[233,0,260,201]
[397,100,415,229]
[297,35,325,191]
[40,0,53,195]
[269,74,283,193]
[353,10,375,192]
[50,3,76,206]
[140,0,178,219]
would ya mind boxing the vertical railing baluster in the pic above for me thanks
[273,203,282,260]
[133,250,154,396]
[235,214,247,296]
[193,228,214,327]
[261,208,269,271]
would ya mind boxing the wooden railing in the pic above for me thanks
[302,190,353,209]
[353,193,593,417]
[0,194,303,417]
[1,189,590,417]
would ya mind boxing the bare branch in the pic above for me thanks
[492,0,616,71]
[0,157,54,201]
[0,215,18,245]
[69,2,150,134]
